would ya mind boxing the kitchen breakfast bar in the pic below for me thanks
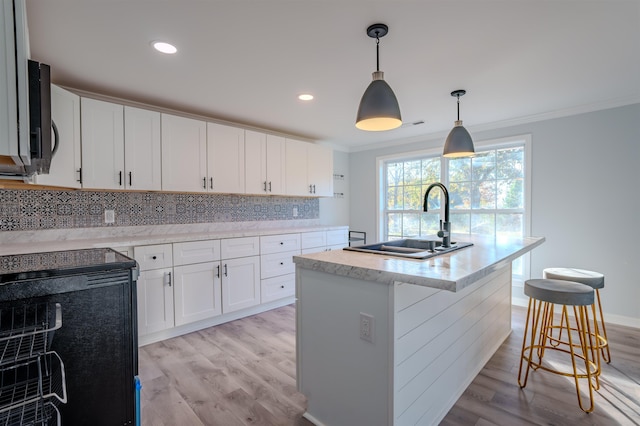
[293,235,545,426]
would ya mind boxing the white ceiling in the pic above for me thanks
[25,0,640,152]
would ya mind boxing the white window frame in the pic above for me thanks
[376,134,532,284]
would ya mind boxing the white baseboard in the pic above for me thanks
[511,296,639,329]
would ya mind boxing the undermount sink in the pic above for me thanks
[343,238,473,259]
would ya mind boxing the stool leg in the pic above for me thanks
[568,305,595,413]
[518,298,542,387]
[595,289,612,363]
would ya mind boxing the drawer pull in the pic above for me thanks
[152,255,157,260]
[280,262,284,265]
[280,285,285,289]
[280,242,284,245]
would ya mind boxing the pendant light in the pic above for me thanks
[443,90,475,157]
[355,23,402,131]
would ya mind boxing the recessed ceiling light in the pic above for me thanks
[298,94,314,101]
[152,41,177,54]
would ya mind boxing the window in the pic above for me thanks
[378,135,531,281]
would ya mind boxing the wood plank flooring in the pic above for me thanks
[139,305,640,425]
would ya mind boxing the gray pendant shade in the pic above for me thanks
[356,71,402,131]
[443,90,475,157]
[355,23,402,132]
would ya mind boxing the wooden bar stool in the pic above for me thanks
[543,267,610,363]
[518,279,598,413]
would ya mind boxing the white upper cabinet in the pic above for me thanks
[161,113,207,192]
[81,98,162,190]
[35,85,81,188]
[124,106,161,190]
[81,98,125,189]
[285,139,333,196]
[207,122,245,193]
[245,131,286,195]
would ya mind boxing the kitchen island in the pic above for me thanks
[293,235,544,426]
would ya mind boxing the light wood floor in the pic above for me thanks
[139,305,640,425]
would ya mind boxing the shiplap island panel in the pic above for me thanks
[293,235,544,426]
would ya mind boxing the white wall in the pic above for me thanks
[319,149,350,226]
[347,103,640,327]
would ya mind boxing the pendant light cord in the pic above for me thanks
[375,35,380,72]
[457,94,460,120]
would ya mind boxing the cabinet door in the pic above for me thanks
[221,236,260,259]
[260,233,301,255]
[137,268,174,336]
[285,139,310,196]
[124,106,161,190]
[221,256,260,313]
[245,130,267,194]
[265,134,286,195]
[326,229,348,247]
[161,113,207,192]
[207,122,245,193]
[134,244,173,271]
[308,143,333,196]
[261,274,295,303]
[301,231,326,250]
[35,85,81,188]
[173,240,221,266]
[260,250,297,279]
[173,262,222,326]
[81,98,125,189]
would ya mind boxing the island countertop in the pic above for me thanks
[293,234,545,292]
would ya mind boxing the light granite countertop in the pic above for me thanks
[0,221,348,256]
[293,234,545,292]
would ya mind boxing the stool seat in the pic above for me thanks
[543,267,604,289]
[525,278,594,306]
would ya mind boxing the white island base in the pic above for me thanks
[296,263,513,426]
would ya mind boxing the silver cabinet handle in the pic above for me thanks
[166,272,172,287]
[77,168,82,183]
[263,181,267,192]
[203,177,207,189]
[224,264,228,277]
[216,264,220,278]
[210,177,213,189]
[309,184,313,194]
[268,181,272,192]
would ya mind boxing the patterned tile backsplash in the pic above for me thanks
[0,189,319,231]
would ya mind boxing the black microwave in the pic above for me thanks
[0,59,56,177]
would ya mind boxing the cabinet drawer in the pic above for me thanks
[173,240,221,266]
[260,250,297,279]
[134,244,173,271]
[326,229,348,246]
[221,236,260,259]
[260,233,301,255]
[301,231,326,249]
[261,274,295,303]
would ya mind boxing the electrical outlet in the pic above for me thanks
[360,312,374,343]
[104,209,115,224]
[292,206,298,217]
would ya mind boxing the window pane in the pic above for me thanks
[450,213,470,234]
[497,147,524,179]
[449,157,471,182]
[402,213,421,237]
[404,160,421,184]
[420,213,440,237]
[387,162,403,186]
[472,151,496,181]
[471,181,496,209]
[422,158,441,183]
[497,213,523,238]
[387,213,402,237]
[471,213,495,236]
[403,185,423,210]
[387,186,403,209]
[449,182,471,210]
[497,179,523,209]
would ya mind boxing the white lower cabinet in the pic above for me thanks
[135,244,175,337]
[221,255,261,313]
[173,262,222,326]
[262,274,295,303]
[136,267,174,336]
[301,229,348,254]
